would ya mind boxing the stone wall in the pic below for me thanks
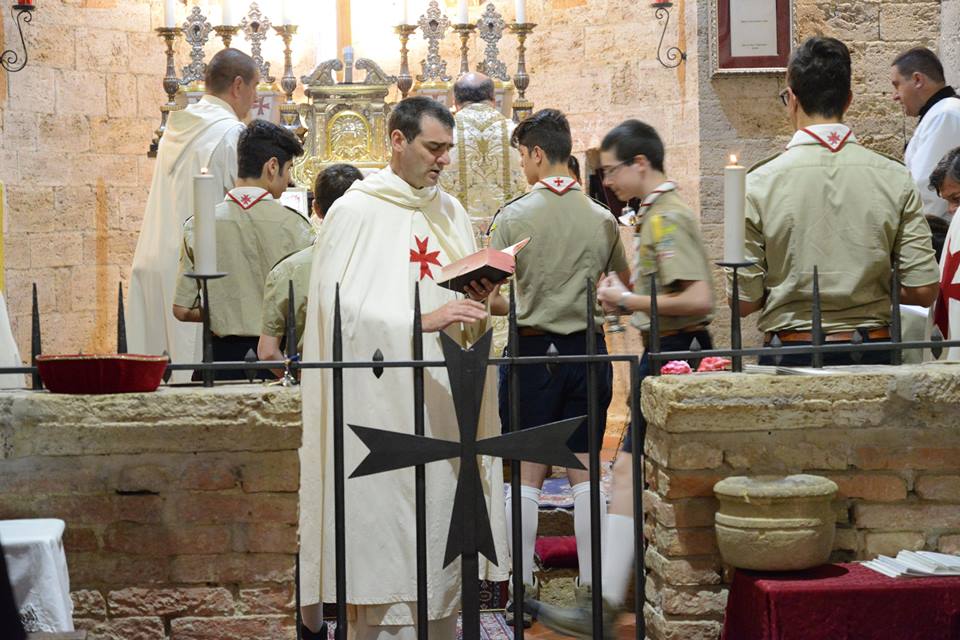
[0,385,302,640]
[641,365,960,640]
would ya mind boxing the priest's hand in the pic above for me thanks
[422,299,488,332]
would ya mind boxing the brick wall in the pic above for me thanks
[0,385,302,640]
[641,365,960,640]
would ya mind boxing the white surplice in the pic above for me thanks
[0,291,23,388]
[127,96,244,379]
[905,95,960,219]
[299,166,509,629]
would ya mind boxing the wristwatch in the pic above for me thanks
[618,290,632,312]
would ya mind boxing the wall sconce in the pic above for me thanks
[2,3,37,73]
[651,1,686,69]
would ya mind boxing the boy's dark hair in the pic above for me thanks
[929,146,960,197]
[567,155,581,182]
[314,164,364,216]
[237,119,304,179]
[454,75,496,105]
[893,47,946,84]
[388,96,455,142]
[600,119,665,173]
[511,109,572,164]
[787,37,851,120]
[205,48,258,95]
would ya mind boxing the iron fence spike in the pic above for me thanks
[770,334,783,366]
[932,325,945,360]
[244,348,258,382]
[372,348,385,379]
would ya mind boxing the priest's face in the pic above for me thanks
[891,67,923,117]
[940,176,960,215]
[393,114,454,189]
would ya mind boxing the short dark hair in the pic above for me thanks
[205,48,258,95]
[567,155,581,182]
[388,96,455,142]
[237,119,304,179]
[929,146,960,196]
[454,75,495,105]
[511,109,572,165]
[314,163,363,216]
[893,47,946,84]
[600,119,665,173]
[787,37,851,119]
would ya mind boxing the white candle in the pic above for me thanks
[221,0,234,26]
[723,154,746,264]
[401,0,409,24]
[193,169,220,276]
[457,0,469,23]
[164,0,176,28]
[515,0,526,23]
[343,45,354,83]
[280,0,292,25]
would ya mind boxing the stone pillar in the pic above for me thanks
[942,0,960,87]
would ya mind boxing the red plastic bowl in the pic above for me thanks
[36,354,169,394]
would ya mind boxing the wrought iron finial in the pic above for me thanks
[1,4,35,74]
[476,3,509,81]
[241,2,275,83]
[417,0,452,83]
[117,282,127,354]
[651,2,686,69]
[181,6,213,85]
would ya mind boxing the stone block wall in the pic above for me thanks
[640,365,960,640]
[0,385,302,640]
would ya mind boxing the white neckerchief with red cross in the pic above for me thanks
[787,124,857,153]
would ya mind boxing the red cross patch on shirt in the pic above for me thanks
[410,236,442,281]
[539,176,577,195]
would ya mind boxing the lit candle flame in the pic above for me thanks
[729,154,738,165]
[200,167,208,175]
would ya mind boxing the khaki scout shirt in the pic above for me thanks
[175,187,316,337]
[731,125,939,333]
[260,245,313,351]
[489,176,629,334]
[630,184,714,332]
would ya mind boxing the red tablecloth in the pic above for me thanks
[721,563,960,640]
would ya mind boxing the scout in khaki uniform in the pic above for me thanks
[257,163,363,371]
[486,109,630,625]
[173,119,315,380]
[733,36,939,366]
[532,120,715,639]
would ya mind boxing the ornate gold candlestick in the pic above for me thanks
[213,24,240,48]
[149,26,184,158]
[274,24,302,134]
[508,22,536,122]
[395,24,417,99]
[452,23,476,76]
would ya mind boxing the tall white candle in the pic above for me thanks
[401,0,409,24]
[221,0,234,26]
[164,0,176,28]
[193,169,220,276]
[457,0,469,23]
[723,154,746,264]
[515,0,526,23]
[280,0,292,25]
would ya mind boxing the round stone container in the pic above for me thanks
[713,474,839,571]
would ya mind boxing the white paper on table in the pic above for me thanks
[729,0,778,57]
[0,519,74,632]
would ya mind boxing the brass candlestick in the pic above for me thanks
[395,24,417,98]
[274,24,302,133]
[213,24,240,48]
[149,26,184,158]
[508,22,536,122]
[452,23,476,76]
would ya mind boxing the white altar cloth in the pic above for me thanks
[0,519,73,632]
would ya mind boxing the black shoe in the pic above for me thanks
[300,621,328,639]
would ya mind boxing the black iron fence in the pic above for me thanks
[5,264,960,640]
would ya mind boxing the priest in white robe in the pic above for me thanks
[127,49,258,378]
[299,97,509,640]
[929,148,960,360]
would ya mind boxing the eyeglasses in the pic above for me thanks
[778,88,790,107]
[602,160,632,177]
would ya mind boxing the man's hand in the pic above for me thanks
[597,272,630,307]
[462,277,504,302]
[422,299,488,332]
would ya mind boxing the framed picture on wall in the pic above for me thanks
[710,0,794,75]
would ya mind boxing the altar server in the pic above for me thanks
[892,47,960,220]
[127,49,258,379]
[929,148,960,360]
[298,97,508,640]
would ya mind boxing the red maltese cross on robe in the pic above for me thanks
[934,243,960,338]
[410,235,442,280]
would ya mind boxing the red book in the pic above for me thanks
[437,238,530,293]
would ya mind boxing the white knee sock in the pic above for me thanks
[572,481,607,587]
[600,513,635,607]
[508,485,541,585]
